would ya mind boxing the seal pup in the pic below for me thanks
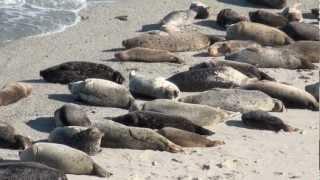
[246,0,287,9]
[249,10,288,27]
[19,143,110,177]
[0,121,32,150]
[0,161,67,180]
[226,21,294,46]
[225,47,317,69]
[208,40,261,57]
[54,104,91,127]
[0,82,32,106]
[190,1,210,19]
[242,111,298,132]
[129,71,180,99]
[40,61,125,84]
[69,78,139,110]
[178,88,285,113]
[281,41,320,63]
[241,80,319,111]
[167,65,252,92]
[49,126,103,155]
[305,82,319,102]
[157,127,225,147]
[111,111,214,135]
[280,3,303,22]
[189,60,275,81]
[142,99,231,127]
[122,32,223,52]
[114,47,184,64]
[94,121,183,153]
[281,22,320,41]
[216,9,247,28]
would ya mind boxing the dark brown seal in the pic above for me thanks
[281,22,320,41]
[249,10,288,27]
[217,9,247,28]
[246,0,287,9]
[0,121,32,150]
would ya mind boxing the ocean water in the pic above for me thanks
[0,0,113,43]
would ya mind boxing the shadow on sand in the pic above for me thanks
[195,20,225,31]
[48,94,83,105]
[226,120,257,130]
[139,23,161,32]
[27,117,56,133]
[20,79,48,84]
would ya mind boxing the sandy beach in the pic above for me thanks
[0,0,319,179]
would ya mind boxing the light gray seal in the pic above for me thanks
[129,71,180,99]
[69,78,139,110]
[178,88,285,113]
[157,127,225,147]
[305,82,319,101]
[19,143,110,177]
[54,104,91,127]
[142,99,232,127]
[226,21,294,46]
[49,126,103,155]
[0,82,32,106]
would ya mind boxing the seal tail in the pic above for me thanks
[92,162,112,177]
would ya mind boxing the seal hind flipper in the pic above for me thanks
[92,162,111,177]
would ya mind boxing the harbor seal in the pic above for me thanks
[311,8,319,19]
[249,10,288,27]
[246,0,287,9]
[160,9,197,32]
[241,80,319,111]
[40,61,125,84]
[280,3,303,22]
[54,104,91,127]
[129,71,180,99]
[157,127,225,147]
[69,78,139,110]
[226,21,294,46]
[94,121,183,153]
[305,82,319,102]
[190,1,210,19]
[49,126,103,155]
[0,161,67,180]
[242,111,297,132]
[115,47,184,64]
[216,9,247,28]
[142,99,231,127]
[208,40,261,57]
[189,60,275,81]
[122,32,223,52]
[111,111,214,135]
[167,65,252,92]
[0,82,32,106]
[281,41,320,63]
[281,22,320,41]
[0,122,32,150]
[178,88,285,113]
[19,143,110,177]
[225,47,316,69]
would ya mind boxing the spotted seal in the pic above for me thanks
[54,104,91,127]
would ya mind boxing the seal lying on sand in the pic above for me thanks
[160,9,197,32]
[54,104,91,127]
[190,1,210,19]
[226,21,294,46]
[217,9,247,28]
[178,88,285,113]
[281,22,320,41]
[111,111,214,135]
[247,0,287,9]
[0,161,67,180]
[157,127,225,147]
[129,71,180,99]
[122,32,223,52]
[49,126,103,155]
[142,99,231,127]
[281,41,320,63]
[0,122,32,150]
[0,82,32,106]
[189,60,275,81]
[69,79,139,110]
[305,82,319,102]
[94,121,183,153]
[115,47,184,64]
[167,66,252,92]
[225,47,316,69]
[280,3,303,22]
[242,111,297,132]
[249,10,288,27]
[208,40,261,57]
[19,143,110,177]
[40,61,124,84]
[242,80,319,111]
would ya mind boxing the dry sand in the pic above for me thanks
[0,0,319,179]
